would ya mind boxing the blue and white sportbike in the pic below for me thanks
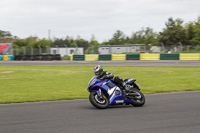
[87,76,145,109]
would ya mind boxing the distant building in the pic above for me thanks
[50,47,84,56]
[150,46,161,53]
[98,44,143,54]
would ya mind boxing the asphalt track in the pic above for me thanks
[0,60,200,66]
[0,91,200,133]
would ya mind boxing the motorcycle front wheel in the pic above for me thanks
[89,91,109,109]
[128,89,145,107]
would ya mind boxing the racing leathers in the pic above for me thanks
[97,71,114,80]
[97,71,128,97]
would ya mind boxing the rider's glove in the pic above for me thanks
[100,75,107,80]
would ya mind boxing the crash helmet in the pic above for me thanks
[94,65,103,77]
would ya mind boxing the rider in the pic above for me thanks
[93,65,128,93]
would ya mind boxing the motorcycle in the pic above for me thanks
[87,76,145,109]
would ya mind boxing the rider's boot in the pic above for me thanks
[122,82,130,92]
[121,83,130,99]
[119,86,126,99]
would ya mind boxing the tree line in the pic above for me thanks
[1,16,200,53]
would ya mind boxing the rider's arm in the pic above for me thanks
[105,71,114,79]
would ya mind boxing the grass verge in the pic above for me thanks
[0,66,200,104]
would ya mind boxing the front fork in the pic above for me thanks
[99,89,104,99]
[96,89,101,97]
[96,89,106,100]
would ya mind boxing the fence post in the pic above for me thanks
[179,42,182,53]
[56,45,59,54]
[23,47,26,55]
[108,44,111,54]
[38,46,41,54]
[16,47,19,55]
[144,44,146,53]
[30,46,33,55]
[75,44,78,55]
[65,45,68,56]
[161,43,165,53]
[46,46,49,54]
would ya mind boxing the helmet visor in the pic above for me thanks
[95,72,100,75]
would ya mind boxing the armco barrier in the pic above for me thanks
[140,54,160,60]
[160,54,179,60]
[8,55,14,61]
[99,54,111,60]
[85,54,98,61]
[14,54,60,61]
[22,55,32,60]
[14,55,22,60]
[112,54,126,61]
[180,53,200,60]
[3,55,8,61]
[70,55,73,61]
[0,55,3,60]
[55,54,61,60]
[9,53,200,61]
[73,55,85,61]
[126,54,140,60]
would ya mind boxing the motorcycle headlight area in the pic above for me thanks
[88,77,96,87]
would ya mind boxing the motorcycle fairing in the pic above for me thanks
[125,78,135,85]
[89,81,132,105]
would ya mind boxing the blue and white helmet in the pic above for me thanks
[94,65,103,76]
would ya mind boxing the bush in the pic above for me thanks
[61,56,70,60]
[195,45,200,51]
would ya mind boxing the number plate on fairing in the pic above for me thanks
[116,100,124,103]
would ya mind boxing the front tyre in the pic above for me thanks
[89,91,109,109]
[128,89,145,107]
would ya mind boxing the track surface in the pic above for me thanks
[0,91,200,133]
[0,60,200,66]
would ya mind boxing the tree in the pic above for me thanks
[0,29,14,43]
[53,38,71,47]
[108,30,126,45]
[31,39,52,48]
[85,34,99,54]
[159,17,186,46]
[0,30,12,39]
[185,22,196,45]
[74,38,89,51]
[129,27,158,45]
[13,39,27,47]
[13,37,38,47]
[191,16,200,45]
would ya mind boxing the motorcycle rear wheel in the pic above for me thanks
[128,89,145,107]
[89,91,109,109]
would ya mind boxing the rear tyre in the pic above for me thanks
[89,91,109,109]
[128,89,145,107]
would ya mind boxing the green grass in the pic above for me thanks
[0,66,200,104]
